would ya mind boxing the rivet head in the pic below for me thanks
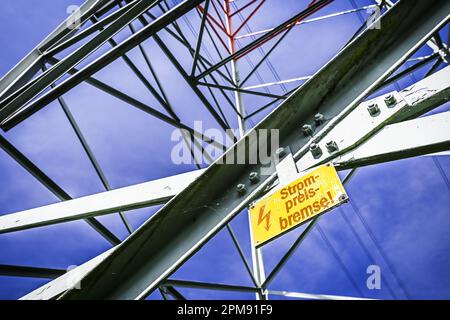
[384,94,396,107]
[325,140,338,153]
[275,147,286,158]
[310,143,322,158]
[314,113,325,125]
[236,184,247,195]
[367,103,380,116]
[301,124,314,137]
[249,171,260,184]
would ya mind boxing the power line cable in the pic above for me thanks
[316,225,365,297]
[346,190,412,299]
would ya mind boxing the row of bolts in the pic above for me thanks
[236,93,397,195]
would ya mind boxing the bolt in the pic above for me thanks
[249,171,260,184]
[275,147,286,158]
[314,113,325,125]
[236,183,247,195]
[384,93,396,107]
[325,140,338,153]
[310,143,322,158]
[339,194,348,202]
[367,103,380,117]
[301,124,314,136]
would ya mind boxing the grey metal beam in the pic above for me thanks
[55,95,133,234]
[0,0,205,131]
[0,135,70,200]
[43,58,226,151]
[156,13,241,120]
[120,4,173,112]
[0,0,162,122]
[164,279,259,293]
[55,0,450,299]
[262,168,356,289]
[90,15,181,122]
[225,225,259,287]
[235,5,378,40]
[197,82,286,99]
[190,0,211,77]
[0,0,107,100]
[147,9,235,87]
[263,218,318,289]
[194,0,333,81]
[94,0,124,18]
[268,290,371,300]
[21,248,116,300]
[163,286,186,300]
[0,265,66,279]
[44,0,139,57]
[151,33,232,132]
[335,111,450,170]
[374,52,440,92]
[0,169,204,234]
[159,288,170,300]
[82,217,121,245]
[295,65,450,172]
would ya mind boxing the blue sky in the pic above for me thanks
[0,0,450,300]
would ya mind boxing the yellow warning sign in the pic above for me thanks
[250,164,347,247]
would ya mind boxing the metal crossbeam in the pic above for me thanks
[0,0,205,130]
[43,57,226,151]
[0,169,204,234]
[295,65,450,172]
[0,0,106,99]
[268,290,372,301]
[235,5,378,40]
[44,1,139,57]
[0,0,161,121]
[21,248,116,300]
[0,265,66,279]
[164,279,259,293]
[195,0,332,81]
[336,111,450,169]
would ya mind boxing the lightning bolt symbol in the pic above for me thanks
[257,205,271,231]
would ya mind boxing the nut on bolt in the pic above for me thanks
[367,103,380,116]
[301,124,313,136]
[314,113,325,125]
[325,140,338,153]
[249,171,260,184]
[236,183,247,195]
[384,93,396,107]
[310,143,322,158]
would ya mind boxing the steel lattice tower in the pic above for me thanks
[0,0,449,300]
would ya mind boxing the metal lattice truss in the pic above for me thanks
[0,0,449,300]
